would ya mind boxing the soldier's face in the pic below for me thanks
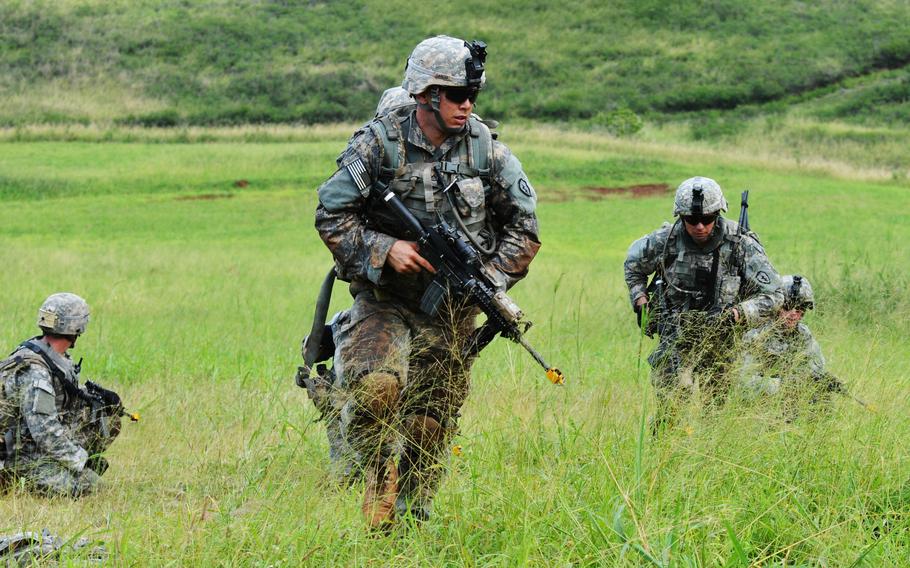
[437,88,474,129]
[682,216,716,244]
[780,308,804,330]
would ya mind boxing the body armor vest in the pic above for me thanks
[0,340,81,432]
[366,112,496,251]
[660,219,745,312]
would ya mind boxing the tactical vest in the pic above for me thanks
[659,219,747,312]
[0,340,79,436]
[365,112,496,250]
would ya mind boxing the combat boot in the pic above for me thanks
[362,458,399,529]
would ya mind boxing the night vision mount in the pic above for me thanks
[464,40,487,88]
[691,187,704,215]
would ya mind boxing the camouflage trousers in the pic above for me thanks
[1,418,117,498]
[5,455,101,497]
[648,315,739,429]
[331,290,475,517]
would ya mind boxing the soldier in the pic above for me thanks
[624,177,784,431]
[0,293,122,497]
[739,275,838,407]
[315,35,540,527]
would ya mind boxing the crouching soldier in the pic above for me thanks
[0,293,126,497]
[624,177,784,431]
[739,275,843,411]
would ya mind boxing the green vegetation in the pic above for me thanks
[0,128,907,564]
[0,2,908,563]
[2,0,910,126]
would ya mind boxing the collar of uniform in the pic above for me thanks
[29,337,75,377]
[405,110,469,158]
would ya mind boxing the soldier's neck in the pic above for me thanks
[41,335,73,355]
[415,108,448,148]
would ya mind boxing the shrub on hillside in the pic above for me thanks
[590,108,643,137]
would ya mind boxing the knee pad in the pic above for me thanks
[403,414,445,449]
[356,371,400,418]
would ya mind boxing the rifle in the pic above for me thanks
[739,190,750,234]
[70,358,139,422]
[84,380,140,422]
[639,276,666,338]
[368,182,564,385]
[820,372,873,411]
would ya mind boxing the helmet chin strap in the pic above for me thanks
[419,86,465,135]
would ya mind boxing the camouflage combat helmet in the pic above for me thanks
[402,35,487,134]
[37,293,90,336]
[781,275,814,310]
[402,35,486,95]
[673,176,728,217]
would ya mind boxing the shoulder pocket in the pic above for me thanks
[31,380,58,415]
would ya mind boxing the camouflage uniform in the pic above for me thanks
[0,339,119,497]
[738,274,832,408]
[315,36,540,522]
[624,178,783,424]
[739,321,826,397]
[0,294,119,497]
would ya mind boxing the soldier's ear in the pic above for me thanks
[414,92,429,105]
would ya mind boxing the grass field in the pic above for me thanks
[0,125,908,565]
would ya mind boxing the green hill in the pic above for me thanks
[2,0,910,126]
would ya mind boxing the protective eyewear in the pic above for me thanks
[682,213,718,226]
[442,86,479,104]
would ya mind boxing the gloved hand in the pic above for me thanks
[706,306,738,328]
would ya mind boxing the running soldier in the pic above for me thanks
[314,35,540,527]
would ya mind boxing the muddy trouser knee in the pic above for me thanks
[333,293,411,474]
[395,345,471,518]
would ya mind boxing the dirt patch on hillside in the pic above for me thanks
[175,193,235,201]
[584,183,670,199]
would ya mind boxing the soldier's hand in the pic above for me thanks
[634,296,649,312]
[706,306,737,328]
[387,240,436,274]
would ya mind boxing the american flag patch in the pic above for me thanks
[345,159,370,193]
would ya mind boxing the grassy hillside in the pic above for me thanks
[0,127,907,565]
[2,0,910,126]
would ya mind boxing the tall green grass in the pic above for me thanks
[0,127,907,564]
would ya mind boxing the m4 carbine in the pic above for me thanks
[84,381,140,422]
[373,185,564,385]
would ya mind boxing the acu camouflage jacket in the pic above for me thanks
[0,339,101,472]
[624,217,784,323]
[741,321,826,382]
[315,110,540,304]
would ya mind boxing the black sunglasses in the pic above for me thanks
[441,86,479,104]
[682,213,718,226]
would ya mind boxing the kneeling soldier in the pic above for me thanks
[739,275,841,410]
[0,293,123,497]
